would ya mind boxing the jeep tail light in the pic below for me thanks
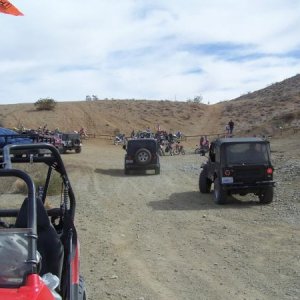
[266,167,273,175]
[223,169,232,176]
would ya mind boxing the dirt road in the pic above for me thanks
[63,138,300,300]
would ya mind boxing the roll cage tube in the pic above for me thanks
[0,169,38,271]
[2,143,76,221]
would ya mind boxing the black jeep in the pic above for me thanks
[124,138,160,175]
[199,137,275,204]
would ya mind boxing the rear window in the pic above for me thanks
[225,142,270,165]
[62,134,80,140]
[127,140,157,153]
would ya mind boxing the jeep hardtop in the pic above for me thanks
[199,137,275,204]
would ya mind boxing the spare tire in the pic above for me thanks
[135,148,152,165]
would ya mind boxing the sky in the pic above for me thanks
[1,0,300,104]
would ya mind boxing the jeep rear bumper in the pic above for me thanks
[125,163,160,170]
[222,181,275,193]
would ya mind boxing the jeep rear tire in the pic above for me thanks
[259,187,273,204]
[214,178,227,204]
[199,170,211,193]
[135,148,152,165]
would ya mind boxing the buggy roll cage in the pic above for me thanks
[0,143,79,299]
[0,143,76,221]
[0,168,38,275]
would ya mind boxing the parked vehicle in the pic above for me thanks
[57,133,82,154]
[0,143,87,299]
[0,127,48,157]
[199,137,275,204]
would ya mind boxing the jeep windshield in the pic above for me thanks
[225,142,270,165]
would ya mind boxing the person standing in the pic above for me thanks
[130,129,135,138]
[228,119,234,135]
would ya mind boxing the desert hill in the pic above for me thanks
[220,74,300,135]
[1,74,300,138]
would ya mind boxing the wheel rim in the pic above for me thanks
[138,151,149,162]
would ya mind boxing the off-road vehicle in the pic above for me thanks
[58,133,82,154]
[199,137,275,204]
[0,143,87,299]
[123,138,160,175]
[0,127,53,158]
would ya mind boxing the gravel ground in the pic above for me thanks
[57,134,299,300]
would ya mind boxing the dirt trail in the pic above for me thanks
[200,104,223,135]
[63,139,300,300]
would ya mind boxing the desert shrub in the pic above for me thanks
[182,114,191,120]
[12,172,61,196]
[10,163,62,196]
[34,98,57,111]
[272,111,299,124]
[12,179,27,194]
[225,104,233,112]
[193,95,203,103]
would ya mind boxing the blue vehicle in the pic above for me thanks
[0,127,42,158]
[0,128,34,148]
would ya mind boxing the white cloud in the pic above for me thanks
[0,0,300,104]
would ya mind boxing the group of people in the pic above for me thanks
[196,119,235,155]
[127,119,236,157]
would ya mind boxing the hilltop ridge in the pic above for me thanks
[0,74,299,137]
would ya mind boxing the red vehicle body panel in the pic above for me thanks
[71,243,80,285]
[0,274,54,300]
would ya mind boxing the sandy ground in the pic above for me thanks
[60,136,300,300]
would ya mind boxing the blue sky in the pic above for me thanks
[1,0,300,104]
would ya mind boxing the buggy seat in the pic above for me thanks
[15,197,64,280]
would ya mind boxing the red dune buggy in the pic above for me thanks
[0,143,87,300]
